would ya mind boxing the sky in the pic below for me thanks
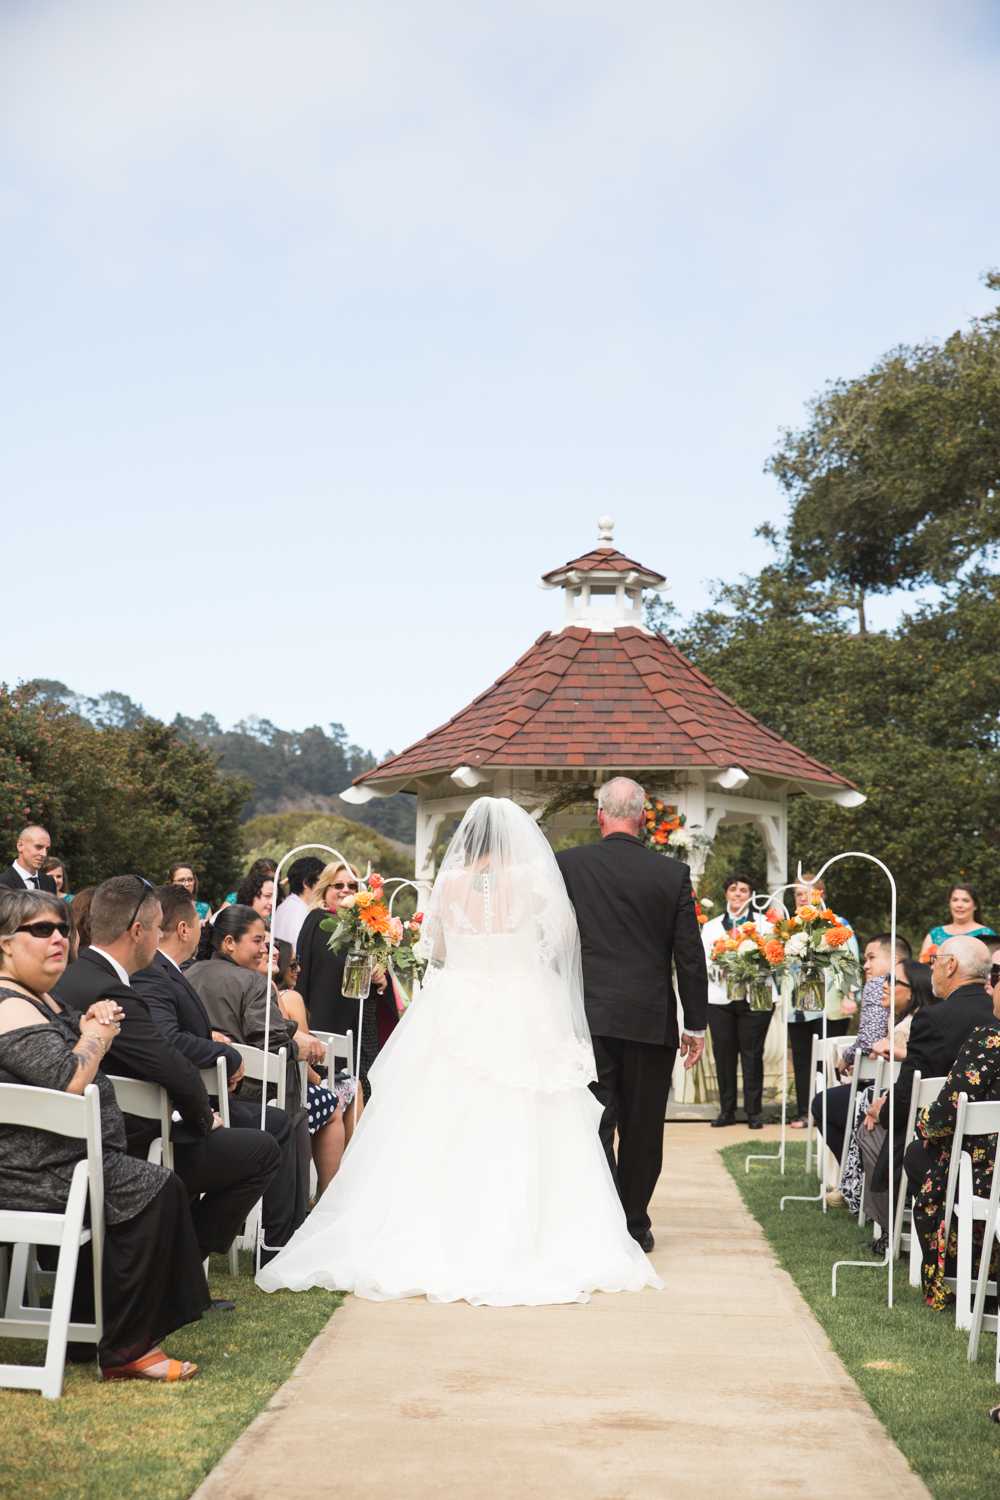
[3,0,1000,761]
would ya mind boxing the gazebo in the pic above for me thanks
[341,519,864,887]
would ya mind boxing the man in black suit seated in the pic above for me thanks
[870,934,997,1207]
[556,776,708,1253]
[0,825,58,893]
[53,876,282,1290]
[132,883,308,1252]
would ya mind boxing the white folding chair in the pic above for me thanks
[839,1052,882,1184]
[230,1046,287,1271]
[108,1076,174,1170]
[938,1096,1000,1333]
[966,1124,1000,1373]
[0,1082,104,1399]
[197,1059,238,1272]
[806,1035,853,1176]
[879,1072,948,1282]
[300,1029,356,1197]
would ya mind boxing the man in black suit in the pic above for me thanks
[871,935,997,1207]
[0,824,58,893]
[556,777,708,1251]
[53,876,281,1278]
[131,883,309,1249]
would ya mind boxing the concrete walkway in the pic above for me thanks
[193,1124,930,1500]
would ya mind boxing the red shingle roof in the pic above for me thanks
[541,546,665,584]
[357,627,853,788]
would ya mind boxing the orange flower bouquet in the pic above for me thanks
[710,921,781,1011]
[322,872,406,999]
[761,893,861,1012]
[639,798,713,860]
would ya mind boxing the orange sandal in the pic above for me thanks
[101,1351,197,1382]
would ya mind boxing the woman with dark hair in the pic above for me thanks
[867,958,936,1061]
[166,863,210,922]
[294,863,398,1103]
[0,888,210,1381]
[920,885,994,963]
[42,856,71,900]
[235,868,275,923]
[70,887,96,954]
[221,859,277,911]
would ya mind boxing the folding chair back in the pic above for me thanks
[232,1044,287,1111]
[199,1057,230,1127]
[839,1052,882,1179]
[888,1072,947,1282]
[966,1126,1000,1371]
[107,1075,174,1170]
[0,1082,104,1399]
[310,1028,355,1078]
[932,1095,1000,1335]
[807,1035,853,1177]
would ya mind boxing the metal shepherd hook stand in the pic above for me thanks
[742,881,801,1178]
[766,851,897,1308]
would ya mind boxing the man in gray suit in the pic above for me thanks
[556,777,708,1251]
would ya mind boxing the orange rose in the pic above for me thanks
[810,889,824,904]
[765,908,782,924]
[797,904,817,921]
[355,891,374,909]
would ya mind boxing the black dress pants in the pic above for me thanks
[227,1099,310,1249]
[171,1126,281,1255]
[789,1017,851,1116]
[810,1082,853,1162]
[590,1035,676,1240]
[707,1001,773,1117]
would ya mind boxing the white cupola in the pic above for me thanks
[538,517,668,633]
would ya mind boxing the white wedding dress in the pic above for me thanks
[257,798,662,1307]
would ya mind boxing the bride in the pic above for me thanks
[257,796,662,1306]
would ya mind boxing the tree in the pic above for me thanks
[674,568,1000,940]
[767,272,1000,628]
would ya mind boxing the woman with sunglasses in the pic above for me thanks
[0,889,210,1381]
[294,863,398,1103]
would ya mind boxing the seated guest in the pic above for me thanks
[42,856,71,900]
[919,883,995,963]
[295,863,398,1103]
[702,872,772,1130]
[272,857,324,951]
[166,863,211,922]
[910,978,1000,1308]
[235,868,275,923]
[70,887,95,952]
[258,937,359,1193]
[132,885,309,1249]
[0,824,57,892]
[52,877,281,1278]
[865,936,998,1245]
[811,933,911,1203]
[0,889,210,1381]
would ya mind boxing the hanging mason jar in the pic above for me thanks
[747,978,774,1012]
[725,974,746,1001]
[795,966,825,1013]
[342,949,373,1000]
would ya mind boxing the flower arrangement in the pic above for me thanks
[711,922,783,985]
[695,898,712,927]
[322,873,428,997]
[760,893,861,989]
[639,798,713,860]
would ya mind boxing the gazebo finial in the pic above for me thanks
[597,515,614,545]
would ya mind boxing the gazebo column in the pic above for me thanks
[414,791,478,885]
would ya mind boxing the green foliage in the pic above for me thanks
[676,569,1000,940]
[721,1143,1000,1500]
[0,684,251,904]
[241,812,414,882]
[768,273,1000,606]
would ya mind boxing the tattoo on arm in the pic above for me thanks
[73,1035,103,1074]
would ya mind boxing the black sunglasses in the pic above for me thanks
[331,881,359,892]
[125,876,156,932]
[17,920,70,940]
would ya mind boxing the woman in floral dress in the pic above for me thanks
[912,1025,1000,1309]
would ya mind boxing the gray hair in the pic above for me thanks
[938,934,991,981]
[597,777,646,823]
[0,888,72,944]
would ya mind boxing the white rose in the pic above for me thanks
[410,939,424,959]
[700,897,714,909]
[339,893,357,910]
[786,931,810,958]
[737,939,758,955]
[669,827,693,847]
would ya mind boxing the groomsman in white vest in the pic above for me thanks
[0,825,58,893]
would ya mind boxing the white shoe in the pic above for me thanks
[826,1190,846,1208]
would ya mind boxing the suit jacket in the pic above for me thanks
[52,947,214,1148]
[185,953,302,1112]
[0,866,57,894]
[555,833,708,1047]
[872,981,998,1190]
[131,950,243,1080]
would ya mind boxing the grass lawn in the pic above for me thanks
[0,1252,342,1500]
[720,1141,1000,1500]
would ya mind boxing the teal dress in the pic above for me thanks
[194,901,210,921]
[922,923,995,961]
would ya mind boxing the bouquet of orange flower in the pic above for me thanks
[322,873,428,1001]
[639,797,713,861]
[760,892,861,1010]
[711,920,783,1009]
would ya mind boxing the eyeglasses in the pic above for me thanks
[331,882,359,892]
[17,920,70,940]
[882,979,911,991]
[125,876,155,932]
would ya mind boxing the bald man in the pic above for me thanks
[0,825,58,893]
